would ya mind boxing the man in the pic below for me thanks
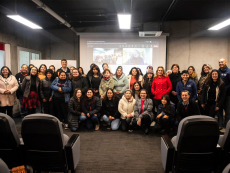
[60,59,70,74]
[218,59,230,132]
[176,90,200,122]
[15,64,28,116]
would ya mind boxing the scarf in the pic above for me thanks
[104,76,110,80]
[21,72,28,76]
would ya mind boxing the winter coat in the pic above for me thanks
[82,96,101,116]
[151,76,172,99]
[168,72,181,104]
[50,78,72,103]
[176,80,197,101]
[40,77,54,100]
[87,74,102,88]
[197,74,210,101]
[189,72,198,86]
[127,75,143,89]
[71,76,89,95]
[118,95,136,119]
[219,66,230,96]
[99,76,114,96]
[68,97,83,128]
[0,75,19,107]
[143,79,154,99]
[21,75,40,98]
[176,99,200,122]
[201,80,226,109]
[113,74,129,94]
[102,97,120,119]
[157,103,176,125]
[134,98,154,121]
[15,73,28,98]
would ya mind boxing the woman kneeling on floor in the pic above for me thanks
[102,88,121,130]
[129,89,153,134]
[81,88,101,130]
[68,88,84,132]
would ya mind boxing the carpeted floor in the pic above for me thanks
[14,117,171,173]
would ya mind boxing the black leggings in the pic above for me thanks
[129,115,151,130]
[206,103,216,118]
[53,97,68,123]
[120,117,132,131]
[0,106,13,117]
[43,101,54,115]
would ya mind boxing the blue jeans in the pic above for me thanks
[19,95,26,114]
[217,96,230,127]
[102,115,121,130]
[79,113,101,130]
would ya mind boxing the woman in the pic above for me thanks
[197,64,212,115]
[70,66,75,74]
[130,89,153,134]
[81,89,101,130]
[49,65,55,74]
[188,66,198,85]
[78,67,86,77]
[118,89,136,131]
[51,71,72,129]
[127,67,143,90]
[176,70,197,102]
[21,67,40,114]
[40,69,55,115]
[155,95,175,133]
[143,69,154,100]
[38,64,47,80]
[87,65,102,96]
[28,64,34,75]
[99,69,114,99]
[68,88,85,132]
[137,68,143,76]
[102,89,121,130]
[69,68,88,96]
[132,82,142,100]
[113,66,129,98]
[201,70,225,118]
[151,66,172,111]
[168,64,181,107]
[0,66,19,117]
[143,65,153,80]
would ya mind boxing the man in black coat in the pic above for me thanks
[177,90,200,122]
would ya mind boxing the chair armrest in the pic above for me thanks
[65,134,80,172]
[161,135,175,173]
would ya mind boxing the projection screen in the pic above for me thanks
[79,33,167,75]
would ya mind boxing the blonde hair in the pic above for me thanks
[154,66,166,78]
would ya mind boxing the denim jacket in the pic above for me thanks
[50,78,72,103]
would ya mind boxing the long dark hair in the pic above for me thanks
[205,69,222,87]
[143,72,154,85]
[39,64,47,73]
[49,65,56,72]
[45,69,55,81]
[83,88,95,107]
[132,81,142,97]
[30,66,38,76]
[89,65,101,76]
[103,88,119,101]
[0,66,12,76]
[137,68,143,76]
[200,64,211,76]
[161,94,171,115]
[129,67,140,81]
[78,67,85,75]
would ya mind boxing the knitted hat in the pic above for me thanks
[147,69,153,74]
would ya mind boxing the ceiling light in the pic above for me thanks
[208,18,230,30]
[117,14,131,29]
[7,15,42,29]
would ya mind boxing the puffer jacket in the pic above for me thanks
[134,98,154,121]
[113,74,129,94]
[99,76,114,96]
[118,95,136,119]
[151,76,172,99]
[82,96,101,116]
[40,77,54,100]
[68,97,83,128]
[0,75,19,107]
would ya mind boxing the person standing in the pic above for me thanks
[38,64,47,81]
[60,59,70,75]
[15,64,28,116]
[188,66,198,85]
[127,67,143,89]
[87,65,102,97]
[0,66,19,117]
[99,69,114,99]
[143,69,154,100]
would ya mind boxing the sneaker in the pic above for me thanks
[128,130,133,133]
[95,124,100,131]
[64,124,69,130]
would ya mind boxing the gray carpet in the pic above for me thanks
[14,117,166,173]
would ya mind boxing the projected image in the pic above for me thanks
[123,48,152,65]
[93,48,123,65]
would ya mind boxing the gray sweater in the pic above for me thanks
[113,74,129,94]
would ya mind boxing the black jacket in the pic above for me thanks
[40,77,54,100]
[201,80,226,109]
[169,72,181,104]
[143,80,153,99]
[82,96,101,116]
[87,74,102,88]
[68,97,83,128]
[15,73,28,98]
[102,97,120,119]
[71,76,89,95]
[21,75,40,98]
[176,99,200,122]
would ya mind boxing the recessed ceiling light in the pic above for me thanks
[117,14,131,29]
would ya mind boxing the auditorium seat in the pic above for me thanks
[161,116,220,173]
[0,113,23,168]
[219,120,230,171]
[21,114,80,173]
[0,158,10,173]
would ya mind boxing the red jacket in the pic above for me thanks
[151,76,172,99]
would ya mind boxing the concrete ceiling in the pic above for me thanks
[0,0,230,30]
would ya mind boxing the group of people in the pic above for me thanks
[0,58,229,134]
